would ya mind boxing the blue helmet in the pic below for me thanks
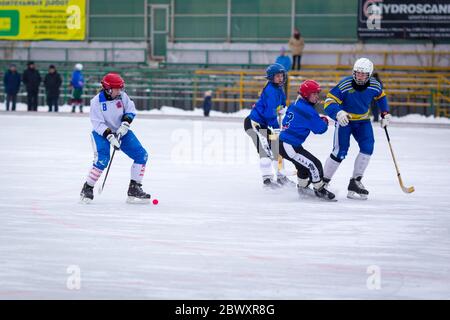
[265,63,286,86]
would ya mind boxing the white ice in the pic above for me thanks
[0,113,449,299]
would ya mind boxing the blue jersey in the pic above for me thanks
[71,70,84,88]
[249,82,286,129]
[324,76,389,121]
[280,97,327,148]
[275,55,292,72]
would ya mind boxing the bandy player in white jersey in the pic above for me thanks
[80,73,151,203]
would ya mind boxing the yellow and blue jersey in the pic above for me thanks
[324,76,389,121]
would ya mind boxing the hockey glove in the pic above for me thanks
[320,116,329,126]
[107,133,121,150]
[116,121,130,137]
[336,110,350,126]
[277,105,287,116]
[380,111,392,128]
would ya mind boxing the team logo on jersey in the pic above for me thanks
[116,101,123,109]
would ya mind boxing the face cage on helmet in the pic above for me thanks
[353,70,370,86]
[103,83,125,95]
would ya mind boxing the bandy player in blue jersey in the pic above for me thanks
[80,73,151,204]
[323,58,392,200]
[279,80,335,201]
[244,63,294,189]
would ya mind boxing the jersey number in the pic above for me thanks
[102,103,107,111]
[283,111,294,129]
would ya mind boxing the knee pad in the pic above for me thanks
[360,141,374,155]
[134,148,148,165]
[94,152,110,170]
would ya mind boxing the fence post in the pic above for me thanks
[430,89,436,117]
[286,73,290,105]
[64,71,68,105]
[193,73,198,110]
[239,72,244,110]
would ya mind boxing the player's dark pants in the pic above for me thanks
[331,120,374,161]
[292,55,302,70]
[5,94,17,111]
[47,95,59,112]
[27,90,38,111]
[244,115,279,159]
[279,141,323,183]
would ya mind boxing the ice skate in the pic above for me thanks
[126,180,151,204]
[80,182,94,204]
[263,176,281,190]
[297,178,316,198]
[347,176,369,200]
[314,181,337,201]
[277,175,296,188]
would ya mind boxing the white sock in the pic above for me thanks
[353,153,371,178]
[86,166,103,187]
[323,157,341,180]
[131,163,146,183]
[260,157,273,179]
[272,159,283,177]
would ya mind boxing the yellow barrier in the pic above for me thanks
[195,69,450,116]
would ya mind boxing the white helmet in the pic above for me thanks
[75,63,83,71]
[353,58,373,85]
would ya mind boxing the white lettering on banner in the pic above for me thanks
[381,3,450,15]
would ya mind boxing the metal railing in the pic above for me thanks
[166,48,450,70]
[193,69,450,116]
[0,46,148,65]
[1,66,449,117]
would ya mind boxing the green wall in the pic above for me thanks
[88,0,358,42]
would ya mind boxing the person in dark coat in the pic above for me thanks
[44,65,62,112]
[202,90,212,117]
[3,64,21,111]
[22,61,41,111]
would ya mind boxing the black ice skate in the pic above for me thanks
[263,177,281,189]
[80,182,94,204]
[347,176,369,200]
[314,183,336,201]
[127,180,151,204]
[277,175,296,188]
[297,179,316,197]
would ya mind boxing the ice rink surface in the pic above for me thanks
[0,113,449,299]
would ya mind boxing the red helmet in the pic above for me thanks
[101,73,125,90]
[299,80,321,99]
